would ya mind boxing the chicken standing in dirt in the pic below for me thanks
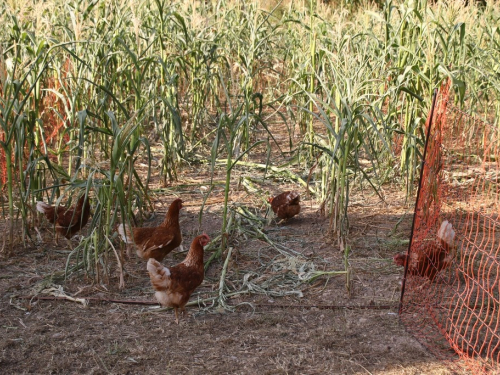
[268,191,301,221]
[36,194,91,245]
[117,198,183,262]
[147,234,210,324]
[394,220,456,282]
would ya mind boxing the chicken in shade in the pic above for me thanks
[36,194,91,246]
[268,191,301,221]
[394,220,456,283]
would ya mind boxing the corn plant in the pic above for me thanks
[67,109,151,285]
[0,12,57,250]
[207,85,266,261]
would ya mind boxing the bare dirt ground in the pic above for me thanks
[0,185,462,374]
[0,124,464,374]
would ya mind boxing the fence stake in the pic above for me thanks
[399,89,438,314]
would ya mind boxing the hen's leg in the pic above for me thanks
[66,237,74,251]
[174,308,179,324]
[126,244,134,259]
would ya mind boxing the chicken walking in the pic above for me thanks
[147,234,210,324]
[117,198,183,261]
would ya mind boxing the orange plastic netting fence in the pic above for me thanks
[399,81,500,374]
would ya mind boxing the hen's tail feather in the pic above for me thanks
[147,258,170,291]
[117,223,133,243]
[36,201,51,214]
[437,220,456,247]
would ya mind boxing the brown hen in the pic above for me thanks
[36,194,91,244]
[394,220,456,282]
[117,198,183,262]
[147,234,210,324]
[268,191,301,221]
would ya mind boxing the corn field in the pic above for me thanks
[1,0,499,280]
